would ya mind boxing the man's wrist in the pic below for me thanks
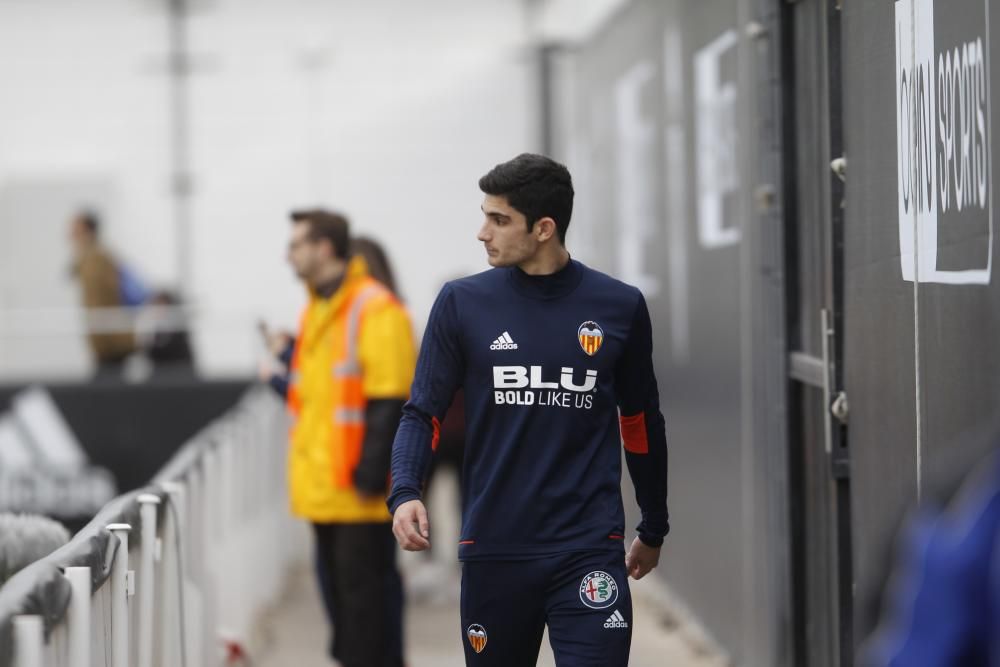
[636,510,669,543]
[387,490,421,514]
[637,533,664,548]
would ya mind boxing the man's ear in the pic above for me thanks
[534,217,557,242]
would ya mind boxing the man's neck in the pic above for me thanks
[516,246,570,276]
[310,260,346,298]
[75,240,99,256]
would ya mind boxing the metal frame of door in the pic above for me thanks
[782,0,852,665]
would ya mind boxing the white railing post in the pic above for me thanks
[65,566,92,667]
[137,494,161,667]
[186,466,203,584]
[157,482,182,667]
[2,392,301,667]
[219,434,233,538]
[12,615,43,667]
[106,523,132,667]
[201,445,221,667]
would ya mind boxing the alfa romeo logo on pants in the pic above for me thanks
[579,571,619,609]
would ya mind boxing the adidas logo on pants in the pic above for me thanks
[604,610,628,629]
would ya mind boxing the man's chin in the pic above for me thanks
[486,254,510,268]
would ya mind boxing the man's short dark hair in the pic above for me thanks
[77,209,100,236]
[290,209,350,260]
[478,153,574,244]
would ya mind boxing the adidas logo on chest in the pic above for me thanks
[490,331,518,351]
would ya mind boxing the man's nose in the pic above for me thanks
[477,222,490,242]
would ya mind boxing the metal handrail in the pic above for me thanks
[0,305,250,336]
[0,385,300,667]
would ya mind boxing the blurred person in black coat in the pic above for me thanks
[136,290,195,376]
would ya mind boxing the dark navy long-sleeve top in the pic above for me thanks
[388,259,669,561]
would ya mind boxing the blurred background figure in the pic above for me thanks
[0,513,70,586]
[262,211,415,667]
[67,210,139,380]
[861,450,1000,666]
[351,236,399,298]
[262,232,411,666]
[135,289,196,378]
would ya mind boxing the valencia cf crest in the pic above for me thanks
[578,321,604,356]
[467,624,488,654]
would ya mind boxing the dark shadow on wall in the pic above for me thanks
[0,378,250,495]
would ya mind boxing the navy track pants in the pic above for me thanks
[460,549,633,666]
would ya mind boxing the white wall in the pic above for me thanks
[529,0,631,43]
[0,0,538,379]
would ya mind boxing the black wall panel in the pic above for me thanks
[0,379,248,494]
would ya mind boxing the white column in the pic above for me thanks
[106,523,132,667]
[137,494,162,667]
[199,446,220,667]
[65,566,92,667]
[157,482,185,667]
[12,615,43,667]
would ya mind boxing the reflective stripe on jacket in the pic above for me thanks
[287,255,415,522]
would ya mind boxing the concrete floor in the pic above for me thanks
[252,560,729,667]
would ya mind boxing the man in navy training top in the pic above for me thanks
[388,153,669,666]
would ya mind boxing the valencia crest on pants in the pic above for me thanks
[467,623,488,654]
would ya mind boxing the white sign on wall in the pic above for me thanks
[895,0,992,284]
[614,59,661,296]
[694,29,740,250]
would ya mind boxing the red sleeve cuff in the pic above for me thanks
[619,412,649,454]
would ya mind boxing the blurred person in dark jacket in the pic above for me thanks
[862,449,1000,666]
[351,236,399,298]
[68,210,136,378]
[136,290,195,376]
[260,214,415,667]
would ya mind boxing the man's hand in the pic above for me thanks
[392,499,431,551]
[625,537,661,580]
[257,359,283,383]
[257,321,292,357]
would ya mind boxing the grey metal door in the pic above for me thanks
[783,0,851,665]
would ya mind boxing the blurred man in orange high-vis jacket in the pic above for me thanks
[276,209,416,667]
